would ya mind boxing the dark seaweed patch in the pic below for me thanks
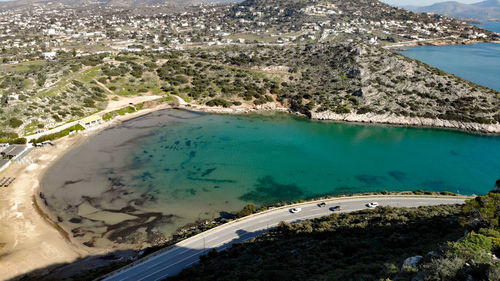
[69,217,82,223]
[388,171,407,182]
[61,179,86,188]
[355,174,386,186]
[108,177,125,188]
[109,205,138,213]
[185,140,191,147]
[136,171,155,182]
[106,212,178,243]
[201,168,217,177]
[189,151,196,158]
[187,177,236,184]
[71,227,89,238]
[239,176,305,205]
[129,196,149,206]
[114,132,155,148]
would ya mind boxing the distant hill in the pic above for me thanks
[406,0,500,21]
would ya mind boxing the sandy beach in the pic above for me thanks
[0,96,272,280]
[0,134,94,280]
[0,100,173,280]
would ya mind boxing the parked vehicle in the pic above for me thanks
[317,202,326,207]
[290,207,302,213]
[366,202,379,208]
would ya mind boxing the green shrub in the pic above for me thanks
[116,106,136,115]
[446,232,493,262]
[8,118,23,128]
[32,124,85,144]
[235,204,257,218]
[462,192,500,230]
[357,106,373,114]
[0,131,18,139]
[9,137,27,144]
[206,99,231,108]
[102,112,116,121]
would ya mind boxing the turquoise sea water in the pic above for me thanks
[42,110,500,245]
[127,111,499,200]
[400,43,500,91]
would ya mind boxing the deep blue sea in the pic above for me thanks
[473,21,500,33]
[399,42,500,91]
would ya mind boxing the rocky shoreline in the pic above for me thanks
[311,111,500,134]
[385,38,500,49]
[180,102,500,135]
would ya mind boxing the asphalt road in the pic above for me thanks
[102,196,468,281]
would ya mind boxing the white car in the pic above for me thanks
[366,202,379,208]
[290,207,302,213]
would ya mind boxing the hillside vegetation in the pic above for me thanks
[2,41,499,140]
[168,192,500,281]
[1,0,499,138]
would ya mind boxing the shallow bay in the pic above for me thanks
[41,109,500,247]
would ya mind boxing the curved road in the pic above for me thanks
[102,196,468,281]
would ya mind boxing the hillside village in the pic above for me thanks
[0,0,499,144]
[0,0,496,62]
